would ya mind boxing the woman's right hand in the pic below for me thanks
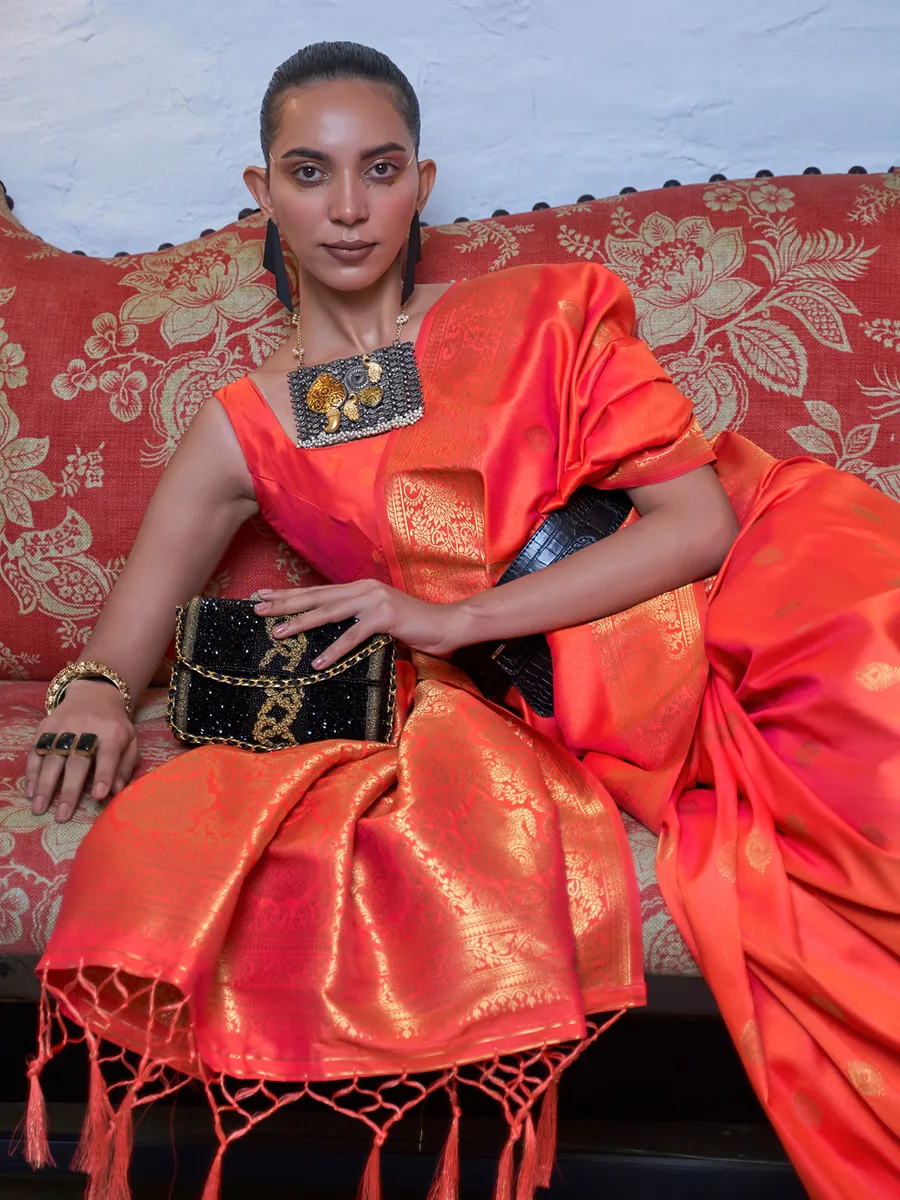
[25,680,139,823]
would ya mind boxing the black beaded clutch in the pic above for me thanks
[167,598,396,752]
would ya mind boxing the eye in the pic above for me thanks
[293,163,326,185]
[366,160,401,182]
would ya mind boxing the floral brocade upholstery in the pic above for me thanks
[1,172,898,972]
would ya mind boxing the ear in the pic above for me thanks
[415,158,437,218]
[243,165,274,219]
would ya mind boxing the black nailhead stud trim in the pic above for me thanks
[453,216,469,224]
[532,202,550,210]
[491,208,510,217]
[577,194,595,203]
[709,174,727,183]
[803,167,822,174]
[114,251,128,257]
[755,169,774,178]
[158,242,174,251]
[848,165,867,174]
[663,179,681,188]
[619,186,637,194]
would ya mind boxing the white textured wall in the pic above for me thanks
[1,0,897,258]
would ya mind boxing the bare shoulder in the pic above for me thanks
[164,394,256,503]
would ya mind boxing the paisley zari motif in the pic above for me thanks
[31,263,900,1200]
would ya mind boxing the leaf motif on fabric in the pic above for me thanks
[842,423,880,459]
[803,400,843,433]
[772,291,851,352]
[727,319,807,397]
[786,424,836,456]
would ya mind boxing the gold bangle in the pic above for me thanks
[45,661,133,719]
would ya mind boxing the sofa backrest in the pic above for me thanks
[0,172,898,680]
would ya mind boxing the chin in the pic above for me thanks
[312,253,398,294]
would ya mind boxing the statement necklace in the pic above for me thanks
[287,305,425,450]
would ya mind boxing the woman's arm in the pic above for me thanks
[447,464,737,649]
[256,463,737,665]
[26,399,257,819]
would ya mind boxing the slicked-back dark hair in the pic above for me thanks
[260,41,421,163]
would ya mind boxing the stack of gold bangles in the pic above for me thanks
[35,661,133,761]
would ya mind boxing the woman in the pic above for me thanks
[24,42,899,1200]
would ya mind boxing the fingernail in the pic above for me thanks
[55,806,71,823]
[254,602,271,612]
[25,781,34,798]
[273,624,291,636]
[312,656,326,669]
[33,796,47,815]
[257,589,274,597]
[93,783,109,800]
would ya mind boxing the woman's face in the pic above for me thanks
[246,79,435,295]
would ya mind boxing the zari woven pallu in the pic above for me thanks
[28,264,900,1200]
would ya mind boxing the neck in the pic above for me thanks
[295,260,405,362]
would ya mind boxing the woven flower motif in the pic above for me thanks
[0,395,54,533]
[0,319,27,389]
[98,362,148,422]
[51,357,98,401]
[703,186,745,212]
[605,214,760,348]
[84,311,139,359]
[119,233,272,348]
[749,185,795,213]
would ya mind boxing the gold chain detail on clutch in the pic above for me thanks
[251,686,305,748]
[171,632,392,689]
[166,650,397,754]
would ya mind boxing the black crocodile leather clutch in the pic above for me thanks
[453,487,632,717]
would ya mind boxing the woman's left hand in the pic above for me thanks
[254,581,468,669]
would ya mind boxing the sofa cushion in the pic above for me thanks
[1,174,898,679]
[0,680,697,975]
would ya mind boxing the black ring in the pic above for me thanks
[34,732,56,757]
[52,732,78,756]
[74,732,99,759]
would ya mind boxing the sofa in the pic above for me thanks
[0,168,898,1016]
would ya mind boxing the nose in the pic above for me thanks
[329,166,369,229]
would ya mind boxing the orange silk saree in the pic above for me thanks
[32,263,899,1200]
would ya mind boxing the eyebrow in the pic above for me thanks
[279,142,409,162]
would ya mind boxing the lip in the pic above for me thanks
[323,241,376,263]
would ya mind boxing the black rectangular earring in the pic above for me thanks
[402,211,422,305]
[263,219,294,313]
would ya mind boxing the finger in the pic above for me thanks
[274,600,374,638]
[255,583,364,616]
[55,755,93,823]
[33,753,67,815]
[91,738,122,802]
[25,746,45,804]
[311,617,380,669]
[113,739,140,794]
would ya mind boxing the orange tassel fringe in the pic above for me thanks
[357,1135,383,1200]
[427,1084,461,1200]
[535,1076,558,1188]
